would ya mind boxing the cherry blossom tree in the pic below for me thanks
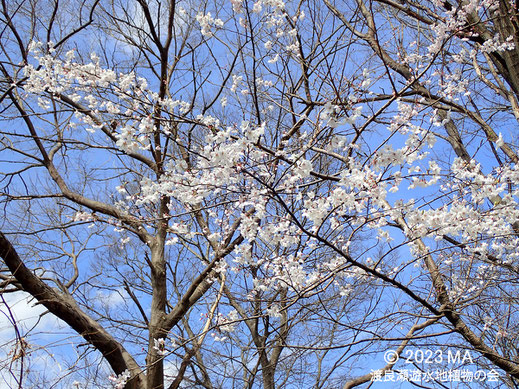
[1,0,519,388]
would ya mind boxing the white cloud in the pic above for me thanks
[164,359,180,388]
[0,292,65,340]
[0,292,67,388]
[95,288,128,310]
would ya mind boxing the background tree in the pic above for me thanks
[1,0,519,388]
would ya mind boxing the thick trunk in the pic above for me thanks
[146,240,168,389]
[493,0,519,99]
[260,352,275,389]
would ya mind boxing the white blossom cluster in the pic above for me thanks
[23,45,191,153]
[108,370,130,389]
[196,12,224,37]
